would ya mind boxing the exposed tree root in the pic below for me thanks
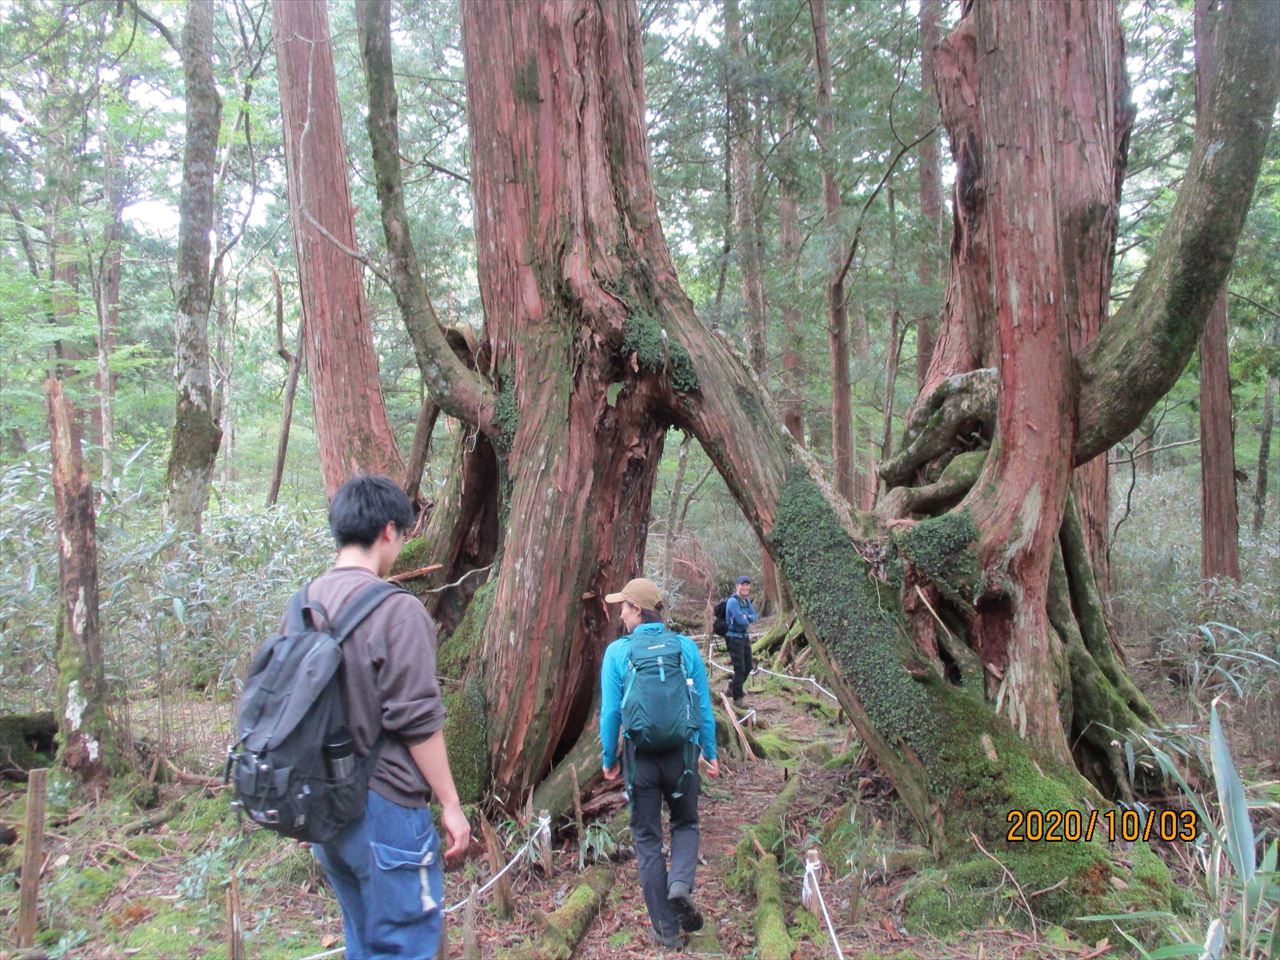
[879,369,996,488]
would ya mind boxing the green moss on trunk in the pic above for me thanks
[442,673,488,804]
[767,471,1172,930]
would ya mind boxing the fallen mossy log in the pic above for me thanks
[754,852,794,960]
[530,723,602,821]
[752,618,792,658]
[731,774,804,888]
[499,864,615,960]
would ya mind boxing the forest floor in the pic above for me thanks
[0,630,1136,959]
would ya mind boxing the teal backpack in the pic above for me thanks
[620,629,699,753]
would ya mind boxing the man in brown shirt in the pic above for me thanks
[307,475,470,959]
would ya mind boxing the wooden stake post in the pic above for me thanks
[461,884,480,960]
[720,693,758,761]
[803,848,823,920]
[226,871,245,960]
[17,768,48,948]
[569,762,587,863]
[537,809,554,876]
[478,816,514,918]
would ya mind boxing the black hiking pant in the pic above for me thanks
[726,633,753,700]
[626,744,700,941]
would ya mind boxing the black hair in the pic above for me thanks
[328,474,414,548]
[639,606,665,624]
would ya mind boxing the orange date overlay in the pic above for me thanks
[1005,809,1200,843]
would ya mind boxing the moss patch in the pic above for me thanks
[892,511,985,610]
[905,836,1172,938]
[439,579,496,677]
[443,673,488,803]
[494,374,519,455]
[620,313,699,393]
[768,471,934,754]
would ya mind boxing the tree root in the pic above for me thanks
[878,449,986,521]
[500,863,615,960]
[879,368,995,488]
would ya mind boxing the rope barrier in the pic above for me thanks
[704,637,839,703]
[802,852,846,960]
[295,814,553,960]
[443,812,550,915]
[754,664,839,702]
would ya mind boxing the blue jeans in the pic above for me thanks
[312,790,444,959]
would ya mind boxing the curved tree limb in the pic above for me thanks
[355,0,496,436]
[1073,0,1278,465]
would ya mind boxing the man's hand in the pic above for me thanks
[603,763,621,781]
[701,757,720,778]
[440,803,471,863]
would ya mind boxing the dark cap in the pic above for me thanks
[736,575,751,584]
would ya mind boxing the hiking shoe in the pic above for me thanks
[667,881,704,933]
[650,928,684,951]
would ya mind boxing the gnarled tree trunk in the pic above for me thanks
[385,0,1273,931]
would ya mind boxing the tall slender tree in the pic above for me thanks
[915,0,943,389]
[810,0,858,507]
[1195,0,1241,584]
[164,0,223,533]
[274,0,404,496]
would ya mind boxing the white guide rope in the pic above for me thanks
[442,811,551,914]
[295,813,553,960]
[802,857,847,960]
[705,638,839,702]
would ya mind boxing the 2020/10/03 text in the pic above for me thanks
[1005,808,1200,843]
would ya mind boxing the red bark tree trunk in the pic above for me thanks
[948,0,1130,761]
[274,0,404,496]
[462,0,671,803]
[915,0,943,391]
[1196,0,1241,584]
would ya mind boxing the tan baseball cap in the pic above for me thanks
[604,577,663,611]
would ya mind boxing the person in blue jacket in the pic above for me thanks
[599,577,719,951]
[725,575,757,707]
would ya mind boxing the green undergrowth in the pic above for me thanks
[0,781,340,957]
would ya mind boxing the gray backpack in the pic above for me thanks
[225,580,403,842]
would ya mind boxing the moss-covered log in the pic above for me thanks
[731,774,804,886]
[754,853,794,960]
[499,863,614,960]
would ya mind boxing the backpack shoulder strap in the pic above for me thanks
[332,580,408,645]
[283,581,329,635]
